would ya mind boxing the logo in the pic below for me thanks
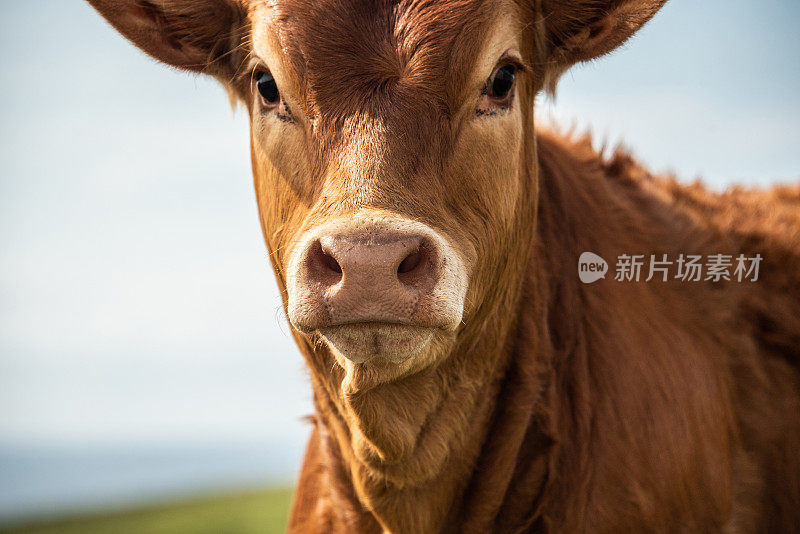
[578,252,762,284]
[578,252,608,284]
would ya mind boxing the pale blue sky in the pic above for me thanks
[0,0,798,515]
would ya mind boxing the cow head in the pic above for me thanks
[89,0,665,469]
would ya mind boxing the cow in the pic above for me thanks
[86,1,800,532]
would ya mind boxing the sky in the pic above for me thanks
[0,0,798,516]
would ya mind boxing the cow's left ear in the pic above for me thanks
[87,0,248,78]
[535,0,667,91]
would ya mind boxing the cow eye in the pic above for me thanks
[487,64,516,101]
[256,71,279,105]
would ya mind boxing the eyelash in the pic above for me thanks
[476,60,524,116]
[252,68,295,123]
[244,56,526,122]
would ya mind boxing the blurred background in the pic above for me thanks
[0,0,797,532]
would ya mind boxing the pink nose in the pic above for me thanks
[295,230,440,328]
[287,216,468,363]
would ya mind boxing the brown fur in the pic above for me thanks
[86,0,800,531]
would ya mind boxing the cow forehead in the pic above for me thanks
[253,0,508,124]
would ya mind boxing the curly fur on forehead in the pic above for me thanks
[265,0,500,124]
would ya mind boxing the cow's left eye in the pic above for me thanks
[488,65,516,100]
[256,71,280,105]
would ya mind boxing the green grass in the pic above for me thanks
[0,487,293,534]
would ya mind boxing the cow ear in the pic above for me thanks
[537,0,667,91]
[86,0,248,77]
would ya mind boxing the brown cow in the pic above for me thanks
[87,0,800,532]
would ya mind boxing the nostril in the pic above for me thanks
[397,239,438,288]
[398,248,423,274]
[398,242,433,280]
[320,249,342,274]
[309,240,342,282]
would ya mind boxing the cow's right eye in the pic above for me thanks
[256,71,280,105]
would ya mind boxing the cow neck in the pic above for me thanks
[442,252,557,533]
[299,283,517,528]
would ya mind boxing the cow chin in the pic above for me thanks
[321,324,450,394]
[320,323,435,365]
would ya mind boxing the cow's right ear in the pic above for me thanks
[87,0,248,78]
